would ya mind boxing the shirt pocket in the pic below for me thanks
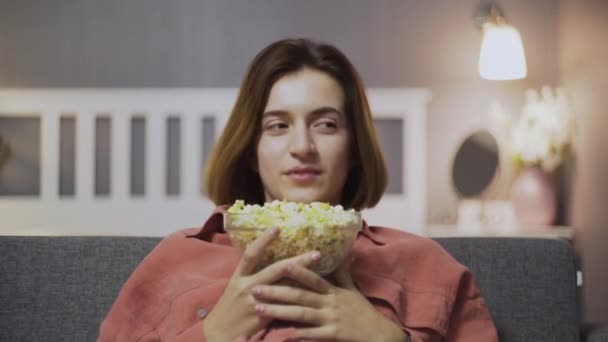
[354,272,405,324]
[354,272,451,335]
[162,279,228,337]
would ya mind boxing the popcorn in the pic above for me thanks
[224,200,362,275]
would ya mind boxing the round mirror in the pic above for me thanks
[452,130,499,198]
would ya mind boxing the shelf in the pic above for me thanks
[427,224,574,240]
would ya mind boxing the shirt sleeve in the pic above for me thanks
[164,321,206,342]
[97,231,199,342]
[120,321,208,342]
[444,270,499,341]
[400,327,442,342]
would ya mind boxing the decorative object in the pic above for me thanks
[510,167,558,226]
[452,130,500,198]
[475,2,527,80]
[491,86,575,226]
[510,87,574,172]
[451,130,500,233]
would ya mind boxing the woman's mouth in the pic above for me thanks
[286,167,322,183]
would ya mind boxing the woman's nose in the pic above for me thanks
[288,125,316,158]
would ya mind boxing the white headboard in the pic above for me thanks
[0,88,430,236]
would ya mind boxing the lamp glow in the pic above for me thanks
[479,22,527,80]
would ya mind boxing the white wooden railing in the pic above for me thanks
[0,88,430,236]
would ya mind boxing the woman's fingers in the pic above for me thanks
[255,303,324,325]
[282,263,332,294]
[292,326,338,340]
[253,251,323,285]
[331,257,357,290]
[234,228,279,277]
[252,285,324,308]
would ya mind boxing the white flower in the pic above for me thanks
[502,86,574,172]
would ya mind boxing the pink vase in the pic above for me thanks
[511,167,557,226]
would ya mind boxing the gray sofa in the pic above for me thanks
[0,236,583,341]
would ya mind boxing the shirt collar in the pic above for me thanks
[186,206,228,240]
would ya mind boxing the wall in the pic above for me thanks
[0,0,559,224]
[558,0,608,325]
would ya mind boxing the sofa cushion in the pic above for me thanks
[0,236,160,342]
[436,238,579,342]
[1,236,579,341]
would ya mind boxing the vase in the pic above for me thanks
[510,167,557,226]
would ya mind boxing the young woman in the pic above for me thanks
[99,38,498,342]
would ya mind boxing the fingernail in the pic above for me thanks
[252,286,262,296]
[269,228,279,236]
[311,251,321,261]
[285,264,293,274]
[255,303,265,313]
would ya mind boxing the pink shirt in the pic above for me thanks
[99,208,498,341]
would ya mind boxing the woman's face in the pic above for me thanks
[256,67,351,204]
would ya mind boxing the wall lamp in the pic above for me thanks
[475,2,527,80]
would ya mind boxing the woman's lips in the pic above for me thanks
[287,171,320,182]
[285,167,321,183]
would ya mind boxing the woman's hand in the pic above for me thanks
[203,228,322,341]
[251,257,407,342]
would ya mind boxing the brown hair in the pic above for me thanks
[203,38,387,210]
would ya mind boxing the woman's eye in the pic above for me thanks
[265,122,289,133]
[314,121,338,132]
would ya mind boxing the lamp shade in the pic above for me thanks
[479,23,527,80]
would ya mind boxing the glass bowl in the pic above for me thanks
[223,211,362,276]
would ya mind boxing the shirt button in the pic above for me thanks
[197,308,207,318]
